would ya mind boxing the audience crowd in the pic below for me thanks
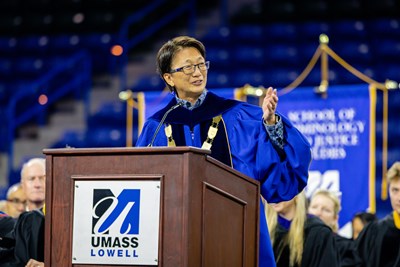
[0,158,46,267]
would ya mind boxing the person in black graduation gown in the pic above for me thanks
[265,191,340,267]
[0,211,16,263]
[308,189,363,267]
[0,211,16,239]
[0,207,45,267]
[356,161,400,267]
[351,211,377,240]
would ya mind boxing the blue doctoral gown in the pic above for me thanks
[136,91,311,266]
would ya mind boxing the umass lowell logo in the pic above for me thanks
[92,189,141,235]
[90,189,141,258]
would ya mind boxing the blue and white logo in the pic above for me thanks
[92,189,141,235]
[72,180,160,265]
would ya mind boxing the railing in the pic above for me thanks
[3,51,91,179]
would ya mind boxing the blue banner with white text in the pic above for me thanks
[277,84,375,233]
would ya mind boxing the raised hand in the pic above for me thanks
[262,87,278,125]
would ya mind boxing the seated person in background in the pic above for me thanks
[20,158,45,211]
[308,189,362,267]
[265,191,340,267]
[0,211,16,264]
[0,206,45,267]
[0,212,15,236]
[0,183,27,218]
[0,158,46,266]
[308,189,341,232]
[351,211,377,240]
[356,161,400,267]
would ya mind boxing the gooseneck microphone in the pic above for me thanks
[147,102,183,147]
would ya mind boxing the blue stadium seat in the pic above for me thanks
[263,68,300,88]
[0,83,9,105]
[301,68,325,87]
[231,68,267,88]
[264,43,301,68]
[0,37,18,56]
[334,65,377,84]
[79,33,115,72]
[330,20,368,41]
[0,58,13,78]
[13,57,47,79]
[330,41,372,65]
[297,41,320,63]
[205,47,231,72]
[231,24,265,44]
[297,21,331,42]
[376,63,400,82]
[51,129,87,148]
[131,74,165,92]
[49,34,81,53]
[17,35,50,56]
[232,45,266,68]
[85,127,127,148]
[265,22,298,42]
[201,27,231,47]
[297,66,344,87]
[368,18,400,39]
[371,39,400,62]
[207,71,230,88]
[88,100,130,129]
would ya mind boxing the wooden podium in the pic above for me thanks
[43,147,260,267]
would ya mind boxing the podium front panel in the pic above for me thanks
[44,147,259,267]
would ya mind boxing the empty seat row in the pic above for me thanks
[233,0,399,23]
[202,18,400,46]
[0,33,116,74]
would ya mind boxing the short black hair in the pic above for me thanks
[156,36,206,91]
[352,211,378,225]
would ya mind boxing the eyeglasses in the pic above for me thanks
[7,198,27,206]
[170,61,210,75]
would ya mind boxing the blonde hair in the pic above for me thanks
[265,191,307,266]
[387,161,400,184]
[309,189,341,232]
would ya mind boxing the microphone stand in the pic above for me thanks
[148,102,183,147]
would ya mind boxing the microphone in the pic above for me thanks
[147,102,183,147]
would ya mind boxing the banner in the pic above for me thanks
[277,84,376,235]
